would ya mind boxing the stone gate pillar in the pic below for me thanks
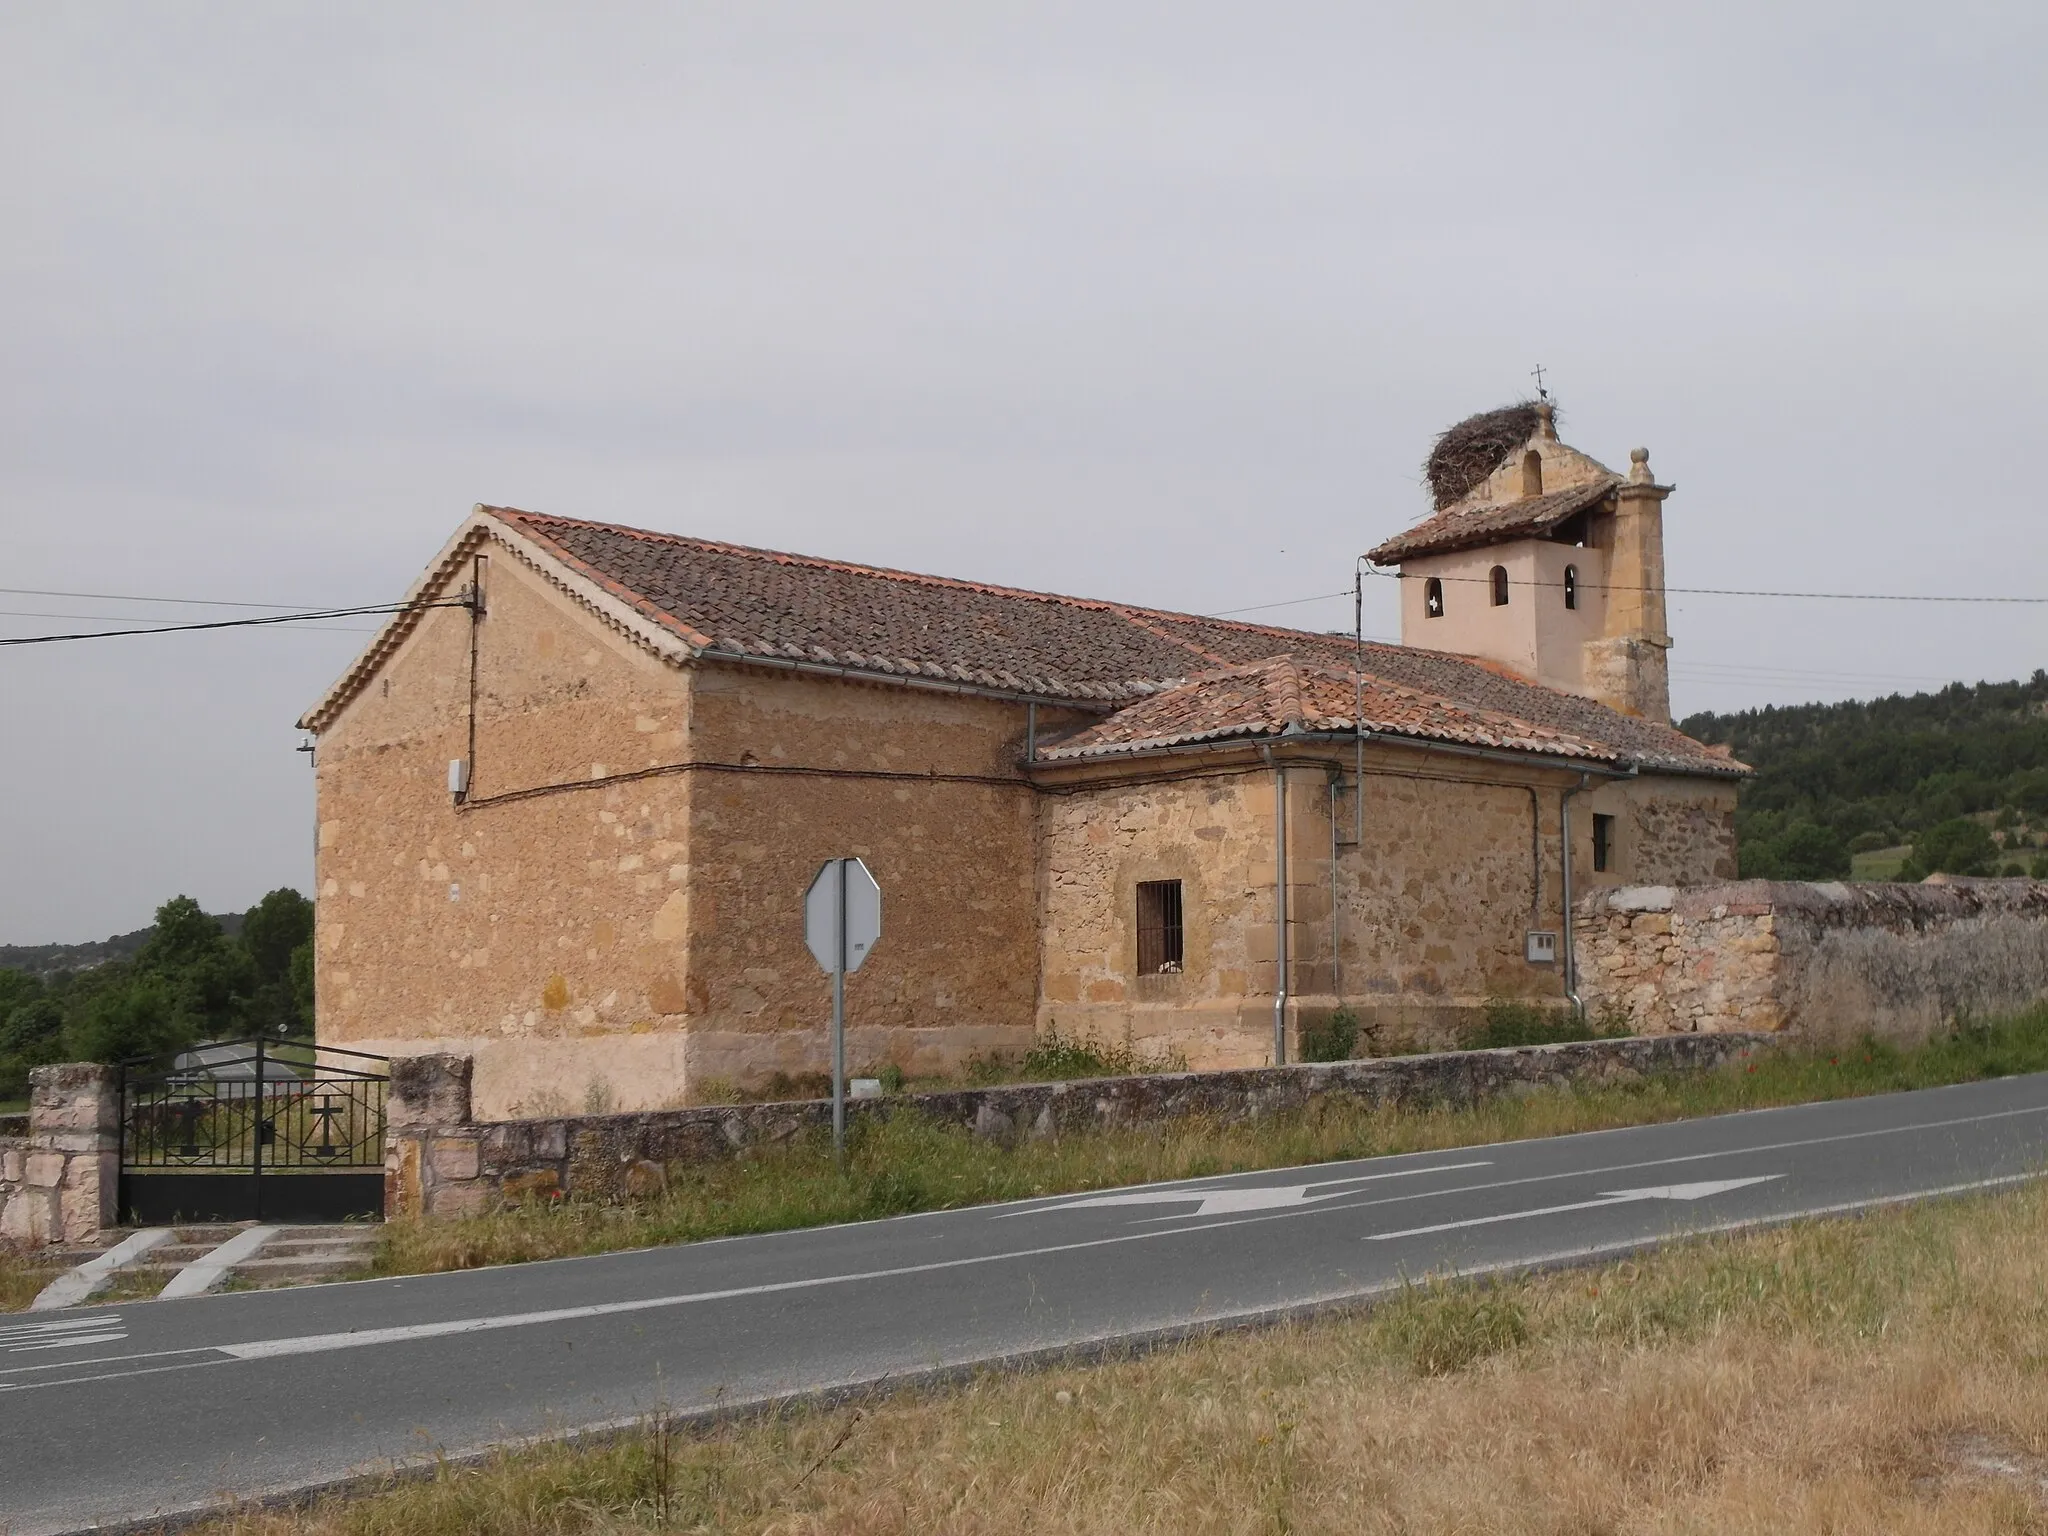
[385,1053,475,1219]
[0,1064,121,1247]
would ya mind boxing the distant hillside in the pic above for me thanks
[1680,672,2048,880]
[0,911,245,981]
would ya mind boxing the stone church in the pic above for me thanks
[302,402,1744,1116]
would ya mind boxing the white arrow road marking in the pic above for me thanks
[1366,1176,1783,1241]
[1001,1161,1493,1220]
[0,1315,128,1353]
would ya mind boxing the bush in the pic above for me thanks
[1908,817,1999,878]
[1473,999,1628,1049]
[1299,1008,1359,1064]
[1846,829,1894,855]
[1743,820,1850,880]
[67,977,190,1064]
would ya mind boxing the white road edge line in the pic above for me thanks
[7,1171,2041,1398]
[206,1170,2048,1364]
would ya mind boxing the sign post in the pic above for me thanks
[804,857,882,1160]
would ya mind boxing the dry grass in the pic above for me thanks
[377,1006,2048,1279]
[0,1248,64,1311]
[183,1182,2048,1534]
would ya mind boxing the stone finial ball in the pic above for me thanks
[1630,447,1650,464]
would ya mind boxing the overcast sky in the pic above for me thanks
[4,3,2044,943]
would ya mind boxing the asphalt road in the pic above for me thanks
[6,1073,2048,1534]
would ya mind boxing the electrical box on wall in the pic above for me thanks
[1525,930,1558,965]
[448,758,470,800]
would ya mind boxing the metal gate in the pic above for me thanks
[120,1039,388,1224]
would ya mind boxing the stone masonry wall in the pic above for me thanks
[0,1064,120,1247]
[387,1033,1766,1218]
[1576,878,2048,1042]
[1035,744,1737,1064]
[316,535,1084,1118]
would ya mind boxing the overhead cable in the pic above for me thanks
[0,599,470,647]
[1365,567,2047,604]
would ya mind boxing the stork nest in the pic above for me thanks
[1425,401,1548,509]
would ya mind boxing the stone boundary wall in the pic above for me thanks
[387,1032,1767,1218]
[1576,878,2048,1042]
[0,1064,120,1247]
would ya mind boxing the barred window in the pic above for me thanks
[1136,880,1184,974]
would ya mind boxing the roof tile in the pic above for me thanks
[487,507,1740,777]
[1366,477,1618,564]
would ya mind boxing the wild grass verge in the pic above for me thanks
[0,1248,64,1311]
[377,1004,2048,1278]
[185,1180,2048,1534]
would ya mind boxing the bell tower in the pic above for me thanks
[1366,402,1676,723]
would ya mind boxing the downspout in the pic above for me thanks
[1559,774,1590,1017]
[1328,767,1342,1001]
[1265,745,1289,1066]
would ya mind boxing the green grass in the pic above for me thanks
[0,1252,64,1312]
[377,1004,2048,1279]
[1851,844,1911,880]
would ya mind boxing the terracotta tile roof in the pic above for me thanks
[1038,656,1624,764]
[1366,477,1618,565]
[484,507,1742,777]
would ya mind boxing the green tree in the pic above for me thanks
[1768,822,1851,880]
[1906,817,2000,878]
[134,895,253,1039]
[239,888,313,983]
[288,939,316,1032]
[67,976,189,1063]
[237,888,316,1036]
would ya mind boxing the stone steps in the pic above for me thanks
[27,1221,383,1307]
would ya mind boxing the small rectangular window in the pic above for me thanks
[1592,814,1615,874]
[1136,880,1184,974]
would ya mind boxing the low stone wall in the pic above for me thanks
[0,1064,120,1247]
[1576,878,2048,1042]
[387,1032,1767,1218]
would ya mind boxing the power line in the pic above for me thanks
[0,599,469,648]
[0,585,338,611]
[1207,589,1354,617]
[1365,567,2047,604]
[0,606,381,630]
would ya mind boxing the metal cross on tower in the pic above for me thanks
[1530,363,1549,400]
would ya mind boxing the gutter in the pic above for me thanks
[1559,774,1590,1017]
[1037,729,1651,782]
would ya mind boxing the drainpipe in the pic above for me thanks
[1559,774,1590,1017]
[1265,746,1289,1066]
[1328,767,1342,1001]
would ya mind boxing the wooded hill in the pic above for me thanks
[1679,672,2048,881]
[0,893,311,1102]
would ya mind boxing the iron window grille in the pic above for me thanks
[1136,879,1185,975]
[1593,813,1615,873]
